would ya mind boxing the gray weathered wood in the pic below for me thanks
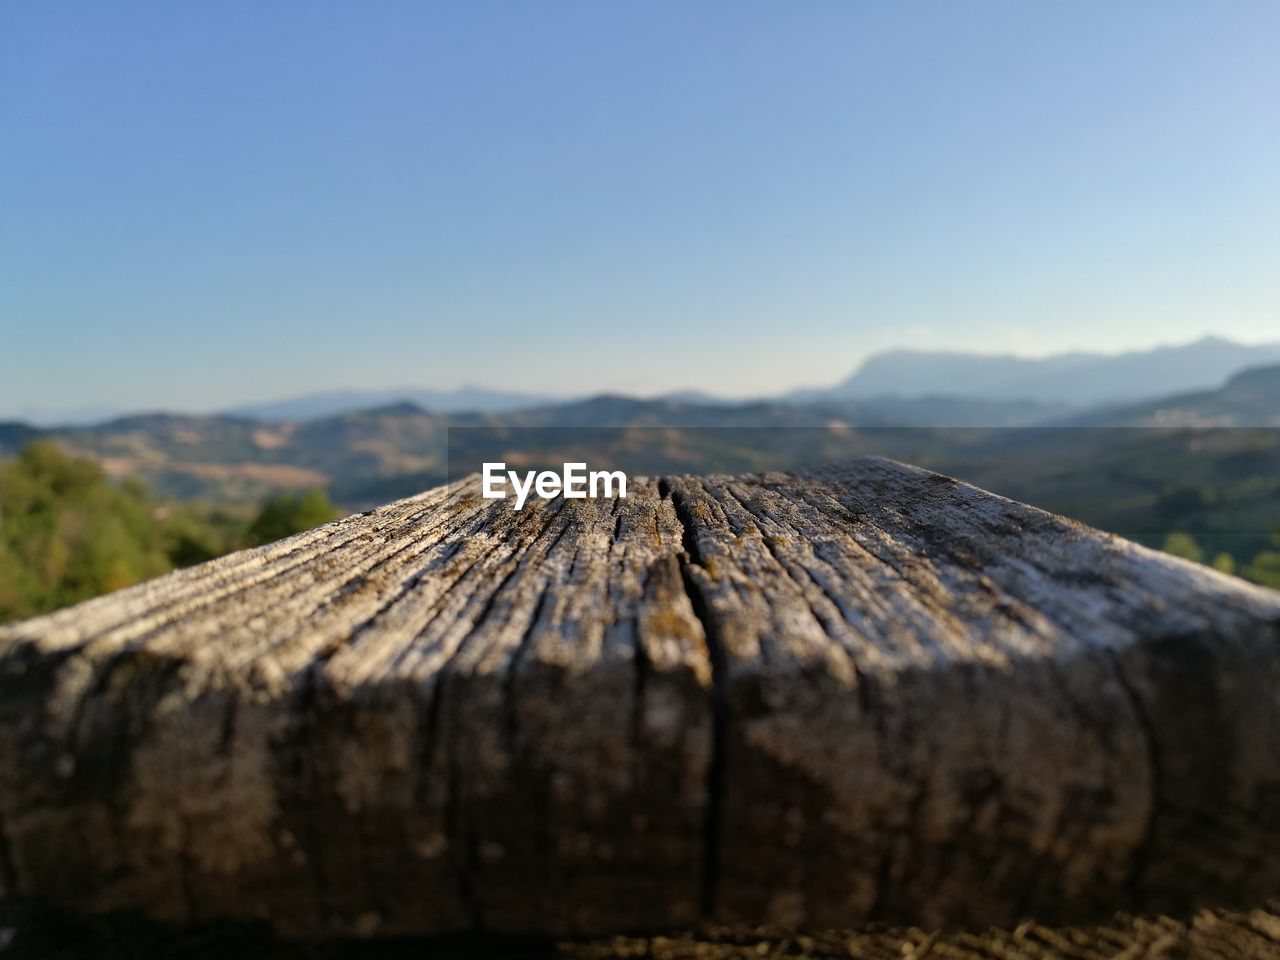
[1,457,1278,938]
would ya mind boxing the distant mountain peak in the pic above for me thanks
[831,336,1280,407]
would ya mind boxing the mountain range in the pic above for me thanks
[224,386,559,421]
[786,336,1280,407]
[11,335,1278,427]
[219,335,1280,420]
[2,336,1277,517]
[220,335,1280,419]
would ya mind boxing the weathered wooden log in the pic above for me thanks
[1,458,1278,939]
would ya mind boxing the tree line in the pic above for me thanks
[1161,530,1280,590]
[0,442,339,622]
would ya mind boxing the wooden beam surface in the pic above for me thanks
[1,458,1278,938]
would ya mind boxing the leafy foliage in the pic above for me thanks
[1160,532,1204,564]
[1211,552,1236,575]
[1242,532,1280,589]
[246,489,340,546]
[1156,527,1280,589]
[0,444,339,622]
[0,443,168,619]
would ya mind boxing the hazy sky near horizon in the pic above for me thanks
[2,1,1278,417]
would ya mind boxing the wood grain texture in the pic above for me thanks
[1,457,1278,939]
[7,901,1280,959]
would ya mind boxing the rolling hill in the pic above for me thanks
[1064,363,1280,427]
[1,336,1276,581]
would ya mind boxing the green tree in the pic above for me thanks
[1243,551,1280,589]
[1211,552,1236,576]
[162,506,246,567]
[0,443,172,620]
[246,489,339,546]
[1161,532,1204,564]
[1242,529,1280,589]
[1,445,345,623]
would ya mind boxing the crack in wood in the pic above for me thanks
[664,482,730,922]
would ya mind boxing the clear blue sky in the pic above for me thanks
[2,1,1277,418]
